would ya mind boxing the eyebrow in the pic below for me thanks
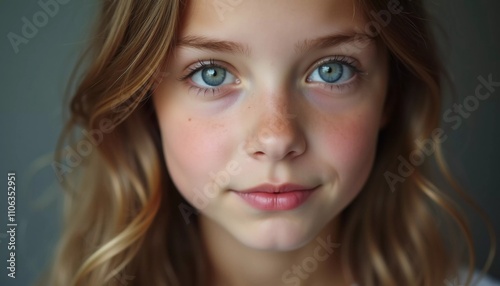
[294,33,374,54]
[176,35,251,55]
[176,33,374,55]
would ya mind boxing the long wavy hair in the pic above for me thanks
[44,0,495,285]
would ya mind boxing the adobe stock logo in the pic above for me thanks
[7,0,71,54]
[282,235,340,285]
[203,0,244,22]
[384,74,499,191]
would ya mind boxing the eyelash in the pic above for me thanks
[178,59,228,97]
[306,55,364,92]
[179,56,364,97]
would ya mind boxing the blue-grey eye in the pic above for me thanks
[308,62,355,84]
[192,66,236,87]
[202,67,225,86]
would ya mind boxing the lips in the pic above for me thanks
[233,183,318,211]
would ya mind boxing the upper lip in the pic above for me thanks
[237,183,317,194]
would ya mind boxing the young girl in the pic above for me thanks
[46,0,496,285]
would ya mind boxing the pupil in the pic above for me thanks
[319,63,342,83]
[202,67,226,86]
[322,66,332,74]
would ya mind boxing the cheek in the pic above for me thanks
[156,112,232,202]
[320,111,381,189]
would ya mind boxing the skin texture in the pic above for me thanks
[153,0,389,285]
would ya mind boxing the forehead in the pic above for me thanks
[180,0,368,44]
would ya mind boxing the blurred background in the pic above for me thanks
[0,0,499,285]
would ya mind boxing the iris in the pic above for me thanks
[201,67,226,86]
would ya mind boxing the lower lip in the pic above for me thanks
[234,188,317,211]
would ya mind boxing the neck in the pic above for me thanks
[199,216,351,286]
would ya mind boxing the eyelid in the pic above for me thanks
[177,59,240,98]
[303,55,366,95]
[306,55,363,78]
[178,59,238,82]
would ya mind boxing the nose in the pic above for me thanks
[243,96,306,162]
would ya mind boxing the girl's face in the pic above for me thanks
[154,0,388,250]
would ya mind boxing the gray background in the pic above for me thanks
[0,0,499,285]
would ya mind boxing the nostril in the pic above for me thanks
[251,151,268,160]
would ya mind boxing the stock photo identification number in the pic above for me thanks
[6,172,17,278]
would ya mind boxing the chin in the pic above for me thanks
[231,217,323,252]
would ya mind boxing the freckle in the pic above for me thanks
[188,118,192,122]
